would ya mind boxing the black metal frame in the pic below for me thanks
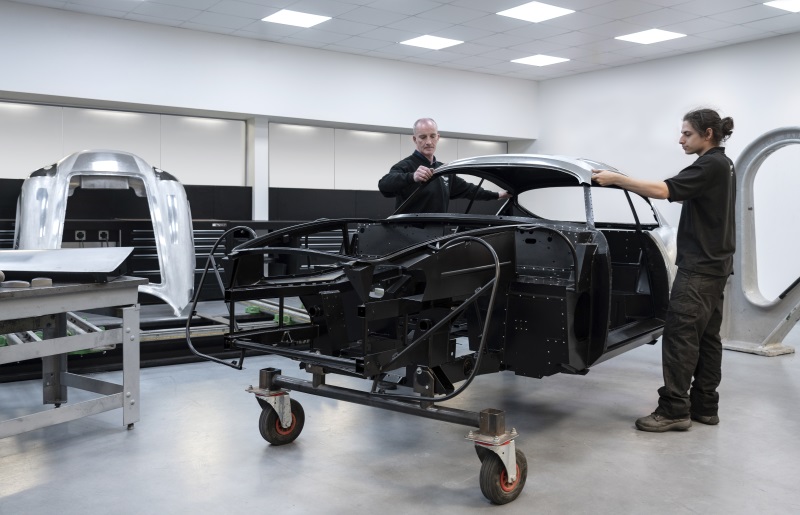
[180,161,678,505]
[220,229,508,420]
[189,201,670,407]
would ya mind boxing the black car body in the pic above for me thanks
[223,154,677,382]
[204,154,678,504]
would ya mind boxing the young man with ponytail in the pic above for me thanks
[592,108,736,432]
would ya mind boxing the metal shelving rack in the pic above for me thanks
[0,276,147,437]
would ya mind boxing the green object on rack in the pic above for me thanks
[273,313,295,325]
[0,335,6,347]
[244,306,261,314]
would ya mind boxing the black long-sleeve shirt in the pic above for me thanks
[378,150,499,213]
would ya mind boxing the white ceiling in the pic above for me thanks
[11,0,800,80]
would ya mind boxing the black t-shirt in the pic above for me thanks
[378,150,498,213]
[664,147,736,276]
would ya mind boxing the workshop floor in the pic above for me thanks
[1,329,799,515]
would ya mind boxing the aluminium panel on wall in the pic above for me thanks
[0,102,62,179]
[269,123,334,189]
[62,108,161,168]
[458,139,507,159]
[334,129,400,191]
[161,115,246,186]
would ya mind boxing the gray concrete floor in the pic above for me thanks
[2,330,799,514]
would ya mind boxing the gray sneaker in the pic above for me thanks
[691,414,720,425]
[635,412,691,432]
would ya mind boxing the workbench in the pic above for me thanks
[0,276,147,438]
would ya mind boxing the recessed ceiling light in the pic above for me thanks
[262,9,331,28]
[512,54,570,66]
[400,35,463,50]
[764,1,800,13]
[497,1,575,23]
[615,29,686,44]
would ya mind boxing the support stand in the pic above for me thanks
[0,277,146,437]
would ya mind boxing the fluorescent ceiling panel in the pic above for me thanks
[497,1,575,23]
[764,1,800,13]
[615,29,686,44]
[512,54,570,66]
[400,35,463,50]
[262,9,331,28]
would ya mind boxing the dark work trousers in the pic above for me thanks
[657,268,729,418]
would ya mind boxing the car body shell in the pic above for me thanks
[223,153,677,381]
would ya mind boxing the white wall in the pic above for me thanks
[160,115,245,185]
[0,103,62,177]
[534,31,800,300]
[334,129,403,191]
[0,102,245,185]
[0,1,537,141]
[268,123,507,192]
